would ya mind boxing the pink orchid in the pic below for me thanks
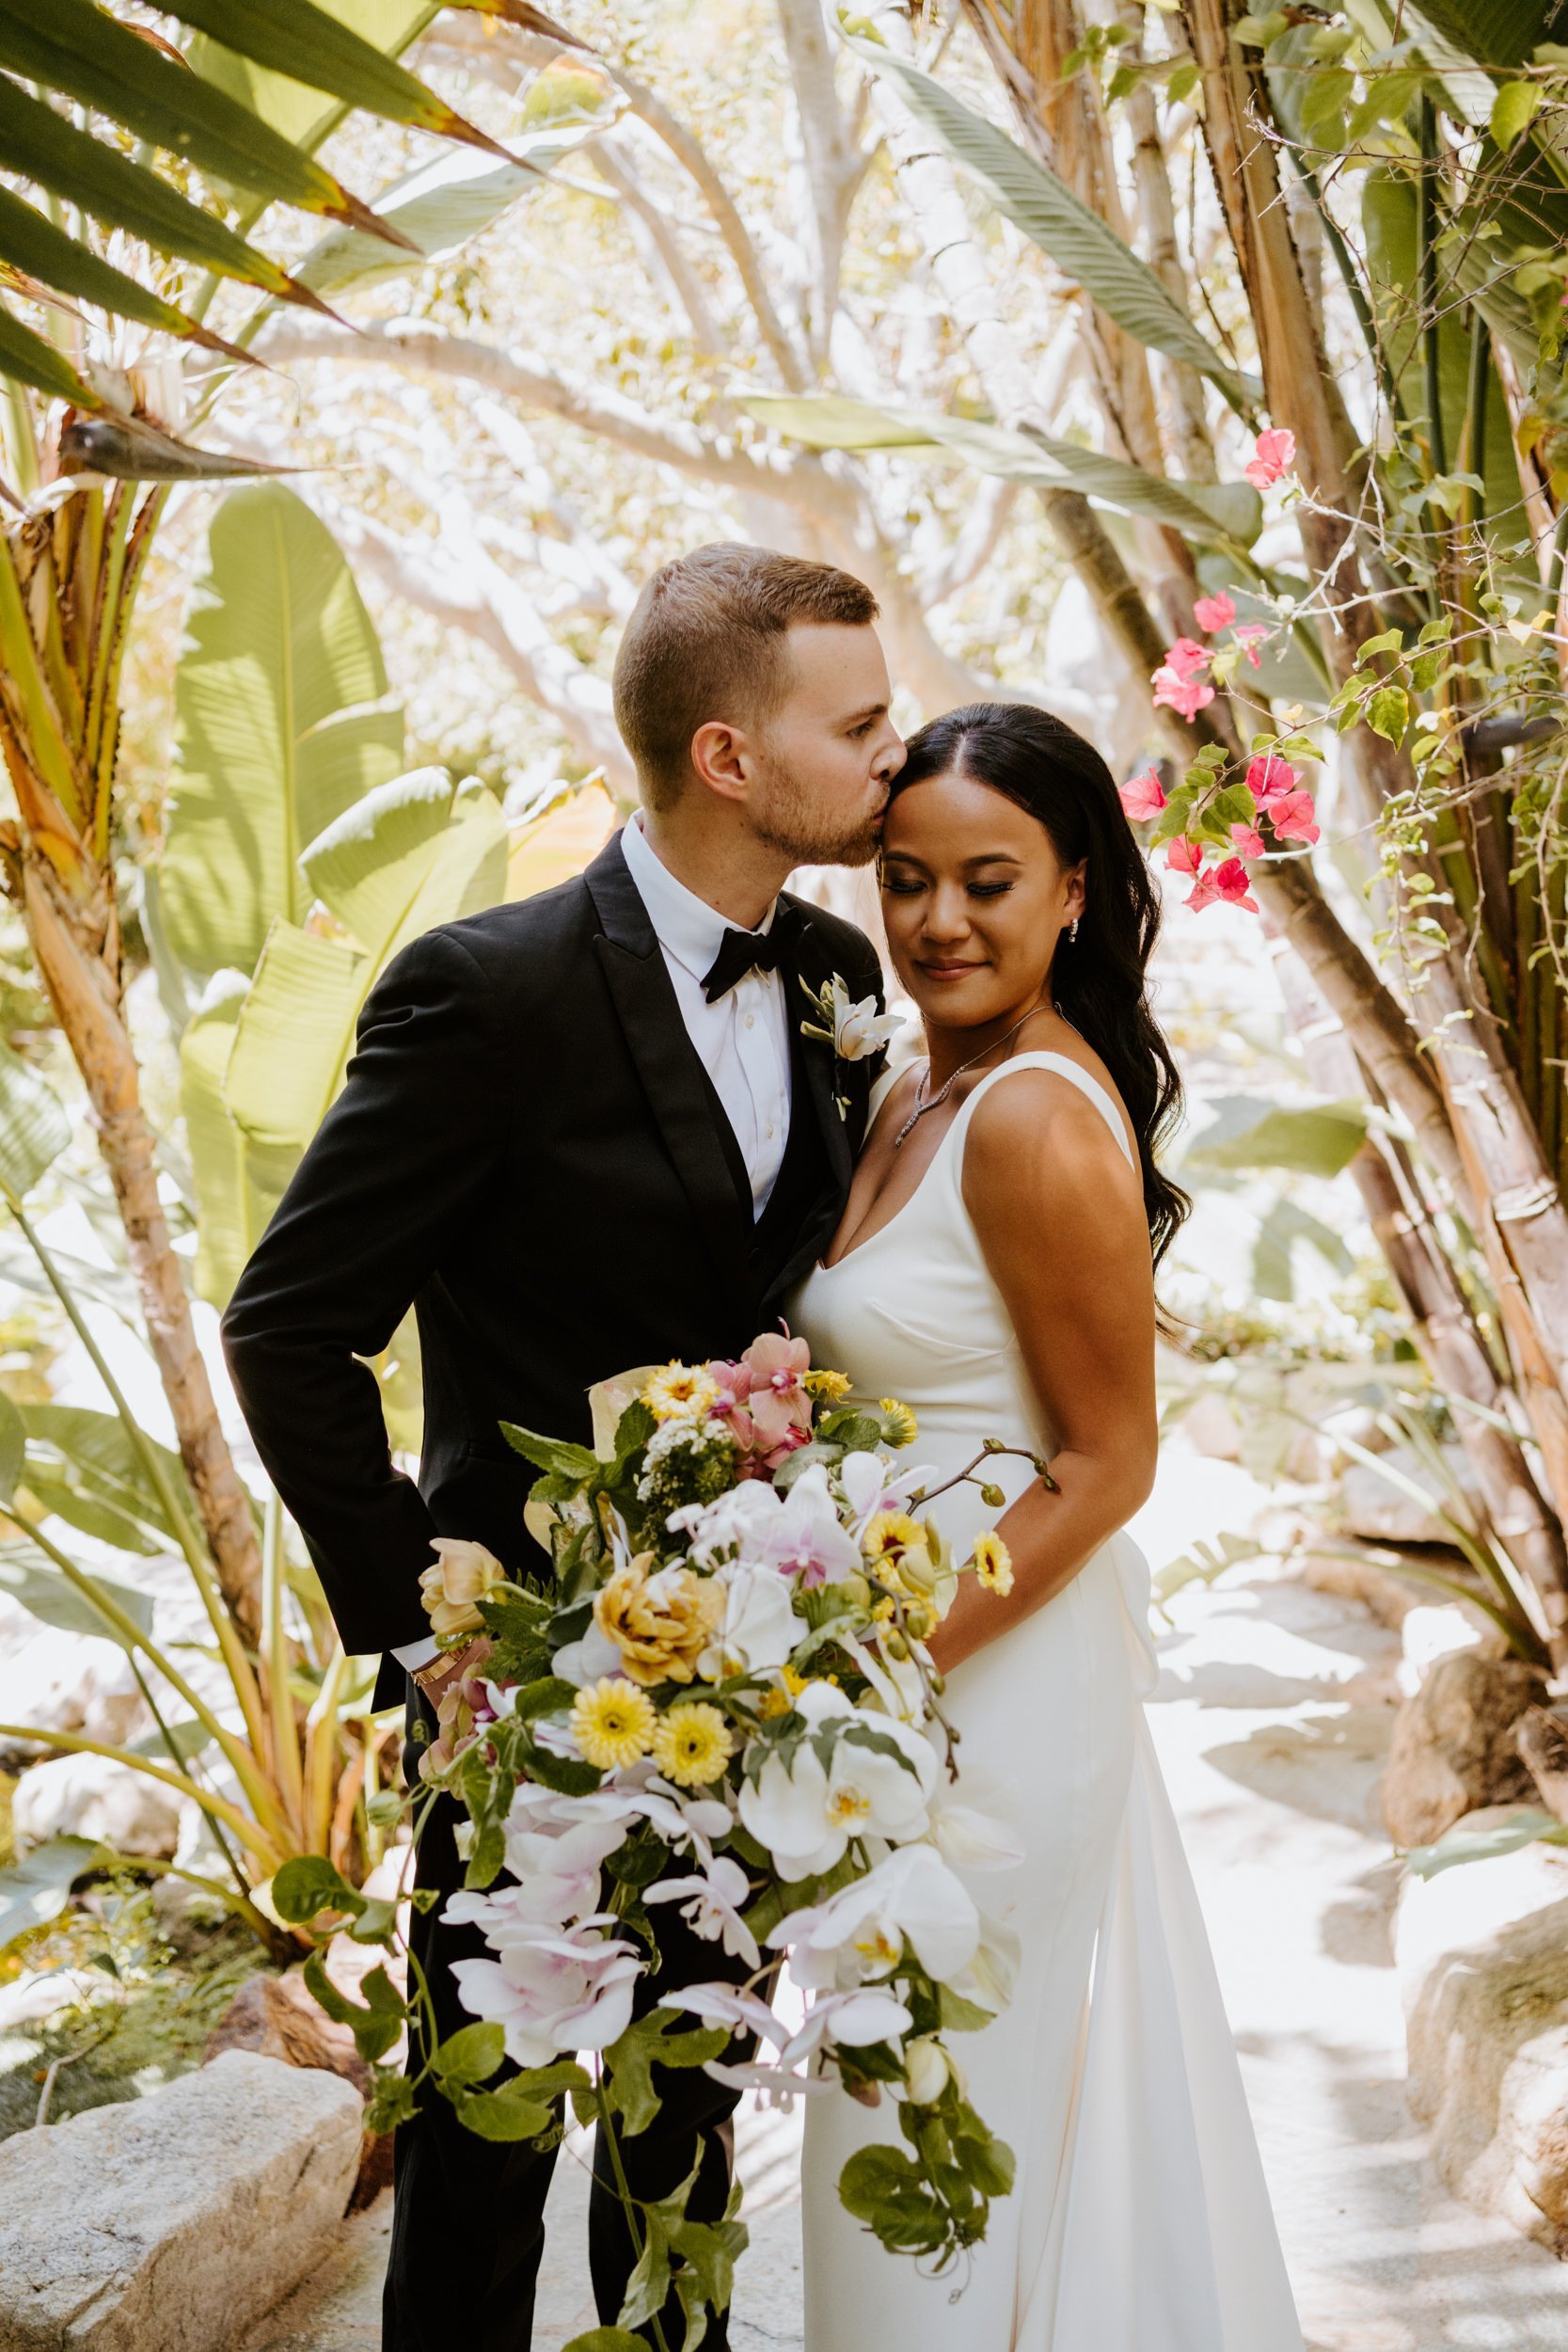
[1118,768,1167,821]
[1232,623,1270,668]
[1165,835,1207,876]
[1268,789,1321,845]
[1152,667,1215,720]
[727,1331,813,1470]
[1163,636,1212,680]
[1243,427,1297,490]
[1229,821,1266,859]
[1244,753,1298,803]
[1193,591,1237,634]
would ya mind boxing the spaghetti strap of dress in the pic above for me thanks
[951,1048,1136,1171]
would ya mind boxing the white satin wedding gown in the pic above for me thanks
[787,1051,1302,2351]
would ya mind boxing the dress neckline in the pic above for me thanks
[816,1049,1134,1275]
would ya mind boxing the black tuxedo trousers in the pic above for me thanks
[221,833,883,2349]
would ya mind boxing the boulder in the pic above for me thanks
[0,2048,359,2349]
[1397,1818,1568,2254]
[1398,1600,1509,1697]
[1382,1652,1547,1850]
[204,1968,392,2212]
[0,1633,147,1758]
[1299,1546,1419,1630]
[1338,1441,1481,1545]
[10,1751,185,1860]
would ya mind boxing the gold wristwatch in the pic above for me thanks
[411,1635,487,1699]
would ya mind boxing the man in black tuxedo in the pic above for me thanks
[220,542,905,2352]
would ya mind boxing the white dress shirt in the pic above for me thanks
[394,818,795,1674]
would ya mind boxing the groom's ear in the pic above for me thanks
[689,717,754,805]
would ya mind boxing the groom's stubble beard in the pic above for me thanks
[748,762,884,870]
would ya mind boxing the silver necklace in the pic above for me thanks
[893,1002,1049,1149]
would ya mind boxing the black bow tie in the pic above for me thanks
[703,912,796,1004]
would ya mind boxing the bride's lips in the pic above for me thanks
[917,960,986,981]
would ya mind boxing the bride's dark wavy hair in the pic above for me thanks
[888,701,1190,1276]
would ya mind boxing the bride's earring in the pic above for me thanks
[1069,916,1080,943]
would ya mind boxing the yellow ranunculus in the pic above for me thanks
[594,1558,724,1687]
[419,1537,506,1640]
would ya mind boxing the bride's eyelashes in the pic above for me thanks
[880,875,1014,900]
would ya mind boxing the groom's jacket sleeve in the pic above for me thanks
[220,926,504,1659]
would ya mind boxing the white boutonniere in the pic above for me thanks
[800,974,903,1115]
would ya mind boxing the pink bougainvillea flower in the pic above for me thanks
[1244,753,1298,803]
[1230,820,1266,859]
[1268,789,1321,845]
[1165,835,1206,876]
[1163,636,1212,680]
[1152,667,1215,720]
[1244,427,1297,490]
[1212,858,1260,910]
[1184,870,1219,912]
[1118,768,1167,821]
[1193,591,1237,634]
[1232,623,1270,668]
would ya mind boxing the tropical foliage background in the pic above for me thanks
[0,0,1564,2090]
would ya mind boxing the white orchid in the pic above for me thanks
[948,1909,1022,2017]
[670,1478,784,1568]
[898,2035,963,2106]
[551,1621,623,1688]
[737,1681,938,1879]
[645,1854,760,1968]
[445,1899,643,2068]
[802,973,904,1064]
[773,1844,979,1990]
[927,1788,1026,1874]
[753,1462,864,1587]
[661,1979,914,2107]
[696,1558,800,1682]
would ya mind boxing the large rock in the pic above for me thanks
[0,2048,359,2350]
[1398,1818,1568,2254]
[10,1751,185,1860]
[204,1969,392,2212]
[1382,1652,1547,1850]
[0,1633,147,1757]
[1338,1440,1481,1545]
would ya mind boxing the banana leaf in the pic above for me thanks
[180,974,297,1311]
[837,22,1258,408]
[1183,1095,1370,1178]
[19,1404,195,1559]
[740,393,1262,545]
[0,1836,104,1956]
[162,483,404,977]
[0,1042,70,1204]
[0,1540,154,1646]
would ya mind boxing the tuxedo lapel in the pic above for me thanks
[587,835,754,1318]
[788,910,855,1198]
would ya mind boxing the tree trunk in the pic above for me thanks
[22,858,263,1644]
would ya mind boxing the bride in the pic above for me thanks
[788,702,1303,2350]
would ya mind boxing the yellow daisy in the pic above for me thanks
[973,1532,1014,1597]
[804,1367,852,1404]
[879,1397,919,1448]
[641,1362,721,1422]
[571,1677,657,1770]
[864,1509,921,1561]
[652,1702,734,1788]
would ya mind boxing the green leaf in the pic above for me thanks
[0,1539,155,1647]
[0,0,397,230]
[1366,683,1411,743]
[163,484,404,978]
[293,93,614,299]
[190,0,439,159]
[0,300,101,408]
[0,190,247,364]
[1406,1804,1568,1876]
[20,1401,195,1557]
[562,2333,649,2352]
[0,1041,70,1203]
[741,395,1262,545]
[130,1715,214,1763]
[836,2143,946,2253]
[1184,1093,1370,1178]
[499,1424,603,1482]
[605,2011,733,2137]
[272,1852,364,1923]
[222,770,506,1169]
[0,1390,22,1507]
[0,1836,103,1955]
[1495,79,1542,143]
[451,2078,555,2140]
[303,1948,404,2062]
[0,76,324,311]
[1415,0,1550,72]
[180,974,296,1311]
[835,24,1257,406]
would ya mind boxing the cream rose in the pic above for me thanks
[593,1558,724,1688]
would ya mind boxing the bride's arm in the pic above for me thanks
[927,1071,1158,1676]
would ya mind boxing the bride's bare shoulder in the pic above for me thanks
[962,1057,1140,1215]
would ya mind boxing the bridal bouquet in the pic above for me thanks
[275,1333,1040,2348]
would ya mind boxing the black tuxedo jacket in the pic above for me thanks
[220,831,884,1701]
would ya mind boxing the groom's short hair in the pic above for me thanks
[613,542,879,810]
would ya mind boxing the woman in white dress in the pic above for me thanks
[788,703,1302,2350]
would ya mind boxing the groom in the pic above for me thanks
[221,542,905,2351]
